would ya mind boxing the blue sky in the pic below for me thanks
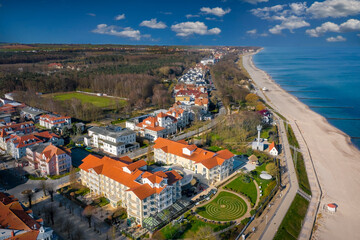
[1,0,360,46]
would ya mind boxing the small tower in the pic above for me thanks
[257,125,262,148]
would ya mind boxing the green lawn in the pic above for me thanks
[224,175,257,206]
[273,194,310,240]
[292,151,312,195]
[251,163,277,202]
[51,92,127,108]
[197,192,247,221]
[157,212,231,239]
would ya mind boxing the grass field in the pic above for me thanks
[224,175,257,206]
[252,163,277,202]
[273,194,309,240]
[51,92,127,108]
[197,192,247,221]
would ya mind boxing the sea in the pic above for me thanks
[253,47,360,149]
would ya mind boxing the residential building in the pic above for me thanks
[125,114,151,130]
[26,143,72,176]
[269,142,278,156]
[135,112,177,142]
[0,102,26,115]
[39,114,71,129]
[85,125,139,156]
[21,107,47,122]
[4,131,63,159]
[0,192,54,240]
[0,121,36,150]
[153,138,234,184]
[166,106,190,129]
[0,113,11,124]
[79,155,182,225]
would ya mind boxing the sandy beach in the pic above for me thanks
[243,50,360,239]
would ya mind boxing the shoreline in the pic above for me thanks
[243,50,360,239]
[252,48,358,150]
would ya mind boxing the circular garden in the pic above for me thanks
[197,191,248,221]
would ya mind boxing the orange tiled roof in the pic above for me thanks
[7,230,39,240]
[154,138,234,169]
[41,144,66,163]
[6,134,43,148]
[269,142,276,151]
[0,121,34,133]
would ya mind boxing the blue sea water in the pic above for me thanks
[253,47,360,149]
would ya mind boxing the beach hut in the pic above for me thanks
[327,203,337,213]
[248,154,259,165]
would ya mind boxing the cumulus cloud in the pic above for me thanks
[247,29,257,35]
[269,16,310,34]
[242,0,269,4]
[139,19,167,29]
[87,13,96,17]
[251,5,286,20]
[200,7,231,17]
[290,2,307,15]
[114,14,125,21]
[307,0,360,18]
[326,35,346,42]
[306,19,360,37]
[171,21,221,37]
[92,24,142,40]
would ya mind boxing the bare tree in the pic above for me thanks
[39,180,48,196]
[46,184,55,202]
[44,204,57,225]
[83,205,94,228]
[23,190,34,208]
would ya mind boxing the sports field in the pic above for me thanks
[197,191,247,221]
[50,92,126,108]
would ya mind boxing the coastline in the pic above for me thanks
[243,49,360,239]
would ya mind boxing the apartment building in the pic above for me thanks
[20,107,47,122]
[166,107,190,129]
[135,112,177,142]
[26,143,72,176]
[0,121,36,149]
[0,192,54,240]
[79,155,182,225]
[39,114,71,129]
[153,138,234,184]
[84,125,139,156]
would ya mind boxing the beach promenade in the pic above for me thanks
[243,50,360,240]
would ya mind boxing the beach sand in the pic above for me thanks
[243,50,360,239]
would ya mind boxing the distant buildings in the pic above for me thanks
[0,121,36,150]
[39,114,71,129]
[153,138,234,184]
[0,102,26,116]
[26,143,72,176]
[0,192,54,240]
[79,154,182,226]
[84,125,139,156]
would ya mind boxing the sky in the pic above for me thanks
[1,0,360,46]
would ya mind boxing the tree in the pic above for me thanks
[39,180,48,197]
[46,184,55,202]
[44,204,56,225]
[146,145,153,165]
[256,102,266,111]
[73,228,85,240]
[266,162,278,177]
[83,205,94,228]
[24,190,34,208]
[69,167,77,188]
[196,226,216,240]
[245,93,259,105]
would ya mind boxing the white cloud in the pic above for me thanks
[306,19,360,37]
[290,2,307,15]
[269,16,310,34]
[92,24,142,40]
[139,19,167,29]
[114,14,125,21]
[307,0,360,18]
[242,0,269,4]
[326,35,346,42]
[186,14,200,18]
[251,5,286,19]
[247,29,257,35]
[171,21,221,37]
[87,13,96,17]
[200,7,231,17]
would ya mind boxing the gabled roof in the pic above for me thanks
[269,142,277,151]
[154,138,234,169]
[248,154,258,162]
[41,144,66,163]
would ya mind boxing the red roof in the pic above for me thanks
[269,142,277,151]
[327,203,337,208]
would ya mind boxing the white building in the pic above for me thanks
[39,114,71,129]
[85,125,139,156]
[153,138,234,184]
[79,155,182,226]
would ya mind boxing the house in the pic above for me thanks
[39,114,71,129]
[125,114,151,130]
[85,125,139,156]
[5,131,63,159]
[248,155,259,165]
[20,107,47,122]
[0,192,54,240]
[135,112,178,142]
[0,121,36,150]
[0,102,26,116]
[79,154,182,226]
[48,63,63,69]
[26,144,72,176]
[268,142,278,156]
[153,138,234,184]
[166,106,190,129]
